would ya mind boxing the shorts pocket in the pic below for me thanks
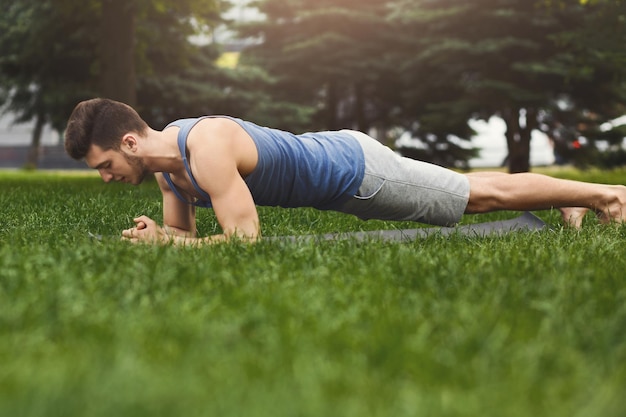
[354,173,385,200]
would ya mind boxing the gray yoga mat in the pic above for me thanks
[272,211,548,243]
[89,212,548,243]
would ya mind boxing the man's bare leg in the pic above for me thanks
[464,172,626,227]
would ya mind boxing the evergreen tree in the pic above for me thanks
[0,0,262,167]
[243,0,625,170]
[240,0,399,135]
[392,0,626,172]
[0,0,99,167]
[540,0,626,168]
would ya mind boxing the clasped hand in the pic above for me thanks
[121,216,167,244]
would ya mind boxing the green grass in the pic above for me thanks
[1,169,626,417]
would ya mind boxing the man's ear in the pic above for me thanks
[121,134,138,152]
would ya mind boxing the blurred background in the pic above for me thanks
[1,0,625,172]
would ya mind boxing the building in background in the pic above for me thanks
[0,111,84,169]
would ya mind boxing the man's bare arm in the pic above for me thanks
[121,174,198,244]
[155,173,197,237]
[187,119,260,241]
[121,120,260,245]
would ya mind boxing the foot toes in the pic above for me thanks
[560,207,588,228]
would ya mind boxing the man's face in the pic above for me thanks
[85,144,148,185]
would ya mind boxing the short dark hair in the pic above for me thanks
[64,98,149,160]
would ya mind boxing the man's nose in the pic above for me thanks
[98,169,113,183]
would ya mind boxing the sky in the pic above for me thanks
[468,117,555,168]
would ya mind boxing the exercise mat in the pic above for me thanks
[272,211,548,243]
[90,212,548,243]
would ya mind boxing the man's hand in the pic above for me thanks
[121,216,166,244]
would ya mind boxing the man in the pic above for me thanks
[65,98,626,245]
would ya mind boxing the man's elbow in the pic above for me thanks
[164,224,197,238]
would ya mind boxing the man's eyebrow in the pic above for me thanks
[92,160,109,170]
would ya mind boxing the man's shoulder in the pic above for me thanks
[186,117,258,173]
[190,116,244,134]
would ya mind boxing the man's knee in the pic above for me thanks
[464,175,505,213]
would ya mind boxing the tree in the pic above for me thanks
[539,0,626,168]
[100,0,136,105]
[243,0,625,171]
[240,0,400,135]
[0,0,230,167]
[389,0,570,172]
[0,0,99,167]
[133,0,309,131]
[391,0,626,172]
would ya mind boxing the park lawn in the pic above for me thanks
[0,169,625,417]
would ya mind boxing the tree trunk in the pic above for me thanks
[25,113,45,169]
[502,107,532,173]
[354,82,369,133]
[100,0,136,106]
[325,81,339,130]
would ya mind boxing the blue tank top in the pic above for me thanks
[161,116,365,210]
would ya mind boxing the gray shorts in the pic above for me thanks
[338,130,470,226]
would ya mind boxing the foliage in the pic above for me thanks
[137,43,313,131]
[242,0,626,171]
[539,0,626,168]
[0,0,310,146]
[388,0,624,172]
[1,170,626,416]
[132,0,239,126]
[239,0,400,133]
[2,0,626,171]
[0,0,99,131]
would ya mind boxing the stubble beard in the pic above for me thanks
[122,152,149,185]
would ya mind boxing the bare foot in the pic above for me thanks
[560,207,589,228]
[600,184,626,224]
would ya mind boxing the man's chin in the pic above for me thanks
[132,173,148,185]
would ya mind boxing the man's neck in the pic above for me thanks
[142,128,185,174]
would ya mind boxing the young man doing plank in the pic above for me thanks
[65,98,626,245]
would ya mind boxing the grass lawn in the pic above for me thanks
[1,168,625,417]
